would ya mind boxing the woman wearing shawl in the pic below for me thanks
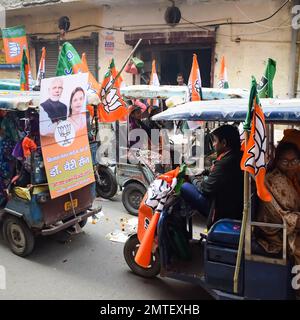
[256,139,300,299]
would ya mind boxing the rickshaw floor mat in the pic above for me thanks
[165,240,205,277]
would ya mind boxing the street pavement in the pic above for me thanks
[0,192,211,300]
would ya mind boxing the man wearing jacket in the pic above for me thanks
[181,125,244,227]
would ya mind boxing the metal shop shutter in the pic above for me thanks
[34,33,99,80]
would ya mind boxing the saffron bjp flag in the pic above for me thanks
[1,25,28,64]
[218,56,229,89]
[56,42,83,76]
[20,48,31,91]
[81,53,101,96]
[110,58,125,89]
[135,166,180,268]
[98,62,128,122]
[188,54,203,101]
[148,59,160,107]
[35,47,46,88]
[257,58,276,99]
[241,78,272,202]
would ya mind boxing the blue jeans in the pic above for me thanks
[181,182,210,217]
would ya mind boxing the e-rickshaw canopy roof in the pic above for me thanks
[0,90,40,111]
[0,79,35,91]
[120,85,249,101]
[152,98,300,123]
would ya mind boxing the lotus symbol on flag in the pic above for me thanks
[144,179,171,211]
[243,112,267,175]
[8,42,20,57]
[218,79,224,89]
[101,78,122,113]
[188,79,201,98]
[194,79,201,94]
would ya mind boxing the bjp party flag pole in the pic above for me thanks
[81,52,101,96]
[188,53,203,101]
[257,58,276,98]
[218,56,229,89]
[110,58,125,89]
[98,61,128,122]
[107,38,142,93]
[148,59,160,107]
[1,25,28,64]
[234,77,272,294]
[20,48,31,91]
[187,54,203,129]
[35,47,46,88]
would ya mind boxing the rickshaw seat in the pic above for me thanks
[207,218,283,258]
[207,219,241,249]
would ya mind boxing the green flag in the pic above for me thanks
[244,76,258,130]
[20,48,31,91]
[56,42,82,76]
[257,58,276,98]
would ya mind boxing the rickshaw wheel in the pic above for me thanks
[96,166,118,199]
[123,234,160,278]
[3,215,35,257]
[122,183,146,216]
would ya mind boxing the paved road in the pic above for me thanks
[0,193,211,300]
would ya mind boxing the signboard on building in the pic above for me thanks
[39,73,95,199]
[104,31,115,56]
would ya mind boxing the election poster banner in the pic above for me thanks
[39,73,95,199]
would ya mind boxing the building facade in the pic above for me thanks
[0,0,299,98]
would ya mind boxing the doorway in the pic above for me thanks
[139,45,213,87]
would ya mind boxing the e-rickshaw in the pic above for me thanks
[110,85,190,215]
[117,85,248,215]
[123,97,300,300]
[0,90,100,257]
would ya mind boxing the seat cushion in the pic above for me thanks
[207,219,241,248]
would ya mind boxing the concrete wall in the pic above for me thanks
[100,0,294,98]
[2,0,296,98]
[4,1,102,77]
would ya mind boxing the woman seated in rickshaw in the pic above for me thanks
[255,134,300,299]
[180,124,244,228]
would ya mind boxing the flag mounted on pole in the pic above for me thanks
[35,47,46,88]
[56,42,82,76]
[20,48,31,91]
[188,54,203,101]
[218,56,229,89]
[81,52,101,96]
[98,61,128,122]
[241,77,272,202]
[1,25,28,64]
[148,59,160,107]
[110,58,125,89]
[257,58,276,98]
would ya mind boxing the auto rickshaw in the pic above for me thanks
[0,90,100,257]
[123,96,300,300]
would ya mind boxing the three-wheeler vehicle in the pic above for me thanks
[0,90,100,257]
[124,97,300,299]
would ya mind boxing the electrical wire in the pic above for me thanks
[28,0,290,39]
[209,0,290,26]
[181,0,291,39]
[29,24,129,36]
[234,1,291,29]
